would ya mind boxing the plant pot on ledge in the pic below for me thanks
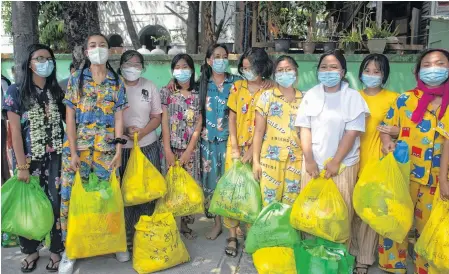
[323,41,337,52]
[367,38,387,53]
[343,42,358,54]
[303,42,316,54]
[274,38,291,53]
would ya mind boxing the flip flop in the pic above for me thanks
[46,257,61,272]
[21,256,40,273]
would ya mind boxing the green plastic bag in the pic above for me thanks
[1,175,54,241]
[294,237,355,274]
[83,173,113,200]
[209,159,262,224]
[245,202,301,254]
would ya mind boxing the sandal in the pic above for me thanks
[21,256,40,273]
[46,258,61,272]
[225,237,239,258]
[180,228,198,240]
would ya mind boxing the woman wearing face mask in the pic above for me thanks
[117,50,162,256]
[295,50,370,246]
[253,55,303,207]
[2,44,65,272]
[198,43,240,240]
[59,33,127,274]
[379,49,449,274]
[352,54,399,274]
[224,47,273,257]
[160,53,202,240]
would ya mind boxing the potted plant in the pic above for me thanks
[339,28,362,54]
[268,4,293,53]
[364,20,399,54]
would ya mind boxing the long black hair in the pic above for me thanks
[77,33,119,97]
[358,53,390,85]
[237,47,273,79]
[414,48,449,80]
[171,53,195,91]
[118,50,145,76]
[198,43,229,125]
[18,44,63,111]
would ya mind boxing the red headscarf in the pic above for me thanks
[411,49,449,123]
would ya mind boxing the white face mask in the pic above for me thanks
[121,67,142,81]
[88,47,109,65]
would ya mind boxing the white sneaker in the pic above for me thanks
[58,252,76,274]
[115,251,130,262]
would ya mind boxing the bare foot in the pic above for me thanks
[205,224,222,240]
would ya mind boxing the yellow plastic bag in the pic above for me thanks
[121,134,167,206]
[353,153,414,243]
[415,188,449,272]
[290,174,349,243]
[154,162,204,217]
[253,247,296,274]
[133,213,190,274]
[66,171,126,259]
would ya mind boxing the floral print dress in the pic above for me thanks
[60,69,127,242]
[160,87,201,181]
[2,83,65,254]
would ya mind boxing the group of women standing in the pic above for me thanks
[2,31,448,274]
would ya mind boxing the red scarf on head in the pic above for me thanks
[411,79,449,123]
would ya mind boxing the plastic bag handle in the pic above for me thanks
[133,132,139,145]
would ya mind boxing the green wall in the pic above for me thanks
[1,54,419,93]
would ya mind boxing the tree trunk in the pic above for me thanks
[62,2,100,69]
[119,1,141,49]
[201,1,214,53]
[234,2,245,53]
[11,1,39,82]
[186,1,199,54]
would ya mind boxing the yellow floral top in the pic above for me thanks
[382,89,449,186]
[256,88,303,162]
[227,80,265,146]
[63,68,127,152]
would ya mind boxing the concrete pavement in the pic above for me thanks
[1,215,414,273]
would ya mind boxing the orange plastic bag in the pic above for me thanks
[121,133,167,206]
[66,170,126,259]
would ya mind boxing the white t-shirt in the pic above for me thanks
[123,78,162,148]
[295,91,366,169]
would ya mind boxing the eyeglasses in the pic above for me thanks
[32,56,54,63]
[122,62,143,69]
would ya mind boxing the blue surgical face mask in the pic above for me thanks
[211,59,229,74]
[419,67,449,87]
[173,69,192,83]
[242,70,257,81]
[318,71,342,88]
[361,74,383,88]
[33,60,54,78]
[275,71,297,88]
